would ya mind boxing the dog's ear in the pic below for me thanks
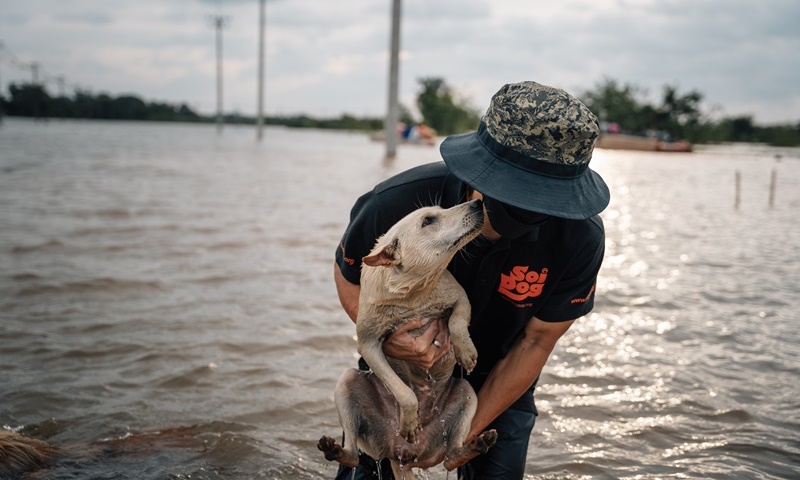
[362,238,398,267]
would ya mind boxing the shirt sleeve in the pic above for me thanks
[536,227,605,322]
[334,188,384,285]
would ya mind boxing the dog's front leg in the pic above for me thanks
[441,274,478,373]
[359,340,420,443]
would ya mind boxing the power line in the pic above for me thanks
[0,41,84,95]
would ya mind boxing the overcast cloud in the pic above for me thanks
[1,0,798,124]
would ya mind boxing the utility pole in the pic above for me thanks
[210,15,229,134]
[57,76,66,97]
[0,41,4,121]
[31,62,40,85]
[385,0,402,159]
[256,0,266,141]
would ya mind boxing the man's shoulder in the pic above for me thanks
[583,214,605,236]
[542,214,605,249]
[564,214,604,235]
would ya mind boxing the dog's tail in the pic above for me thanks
[0,430,61,477]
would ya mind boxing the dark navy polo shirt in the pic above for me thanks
[336,162,605,400]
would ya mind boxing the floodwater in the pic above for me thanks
[1,118,798,479]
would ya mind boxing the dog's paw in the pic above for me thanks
[317,435,359,467]
[394,439,419,464]
[454,341,478,373]
[472,429,498,454]
[317,435,343,461]
[400,420,422,444]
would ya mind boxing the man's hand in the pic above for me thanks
[383,317,451,370]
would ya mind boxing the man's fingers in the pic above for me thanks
[382,317,453,369]
[392,317,433,336]
[432,331,452,362]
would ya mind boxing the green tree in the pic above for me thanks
[581,78,705,140]
[7,83,50,117]
[112,95,148,120]
[660,85,703,139]
[726,116,756,142]
[580,78,645,131]
[416,77,479,135]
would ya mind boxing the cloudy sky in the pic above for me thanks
[1,0,798,124]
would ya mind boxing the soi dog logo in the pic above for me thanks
[498,266,548,302]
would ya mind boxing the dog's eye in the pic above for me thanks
[421,216,436,228]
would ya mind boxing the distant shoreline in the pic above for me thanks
[0,112,383,132]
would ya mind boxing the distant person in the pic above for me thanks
[334,81,609,479]
[417,123,435,140]
[398,122,410,140]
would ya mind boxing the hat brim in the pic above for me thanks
[440,130,610,220]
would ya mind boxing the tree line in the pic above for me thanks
[0,83,384,130]
[2,79,798,146]
[579,78,800,147]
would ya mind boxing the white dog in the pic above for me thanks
[319,199,497,479]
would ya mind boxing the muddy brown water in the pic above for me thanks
[1,118,798,479]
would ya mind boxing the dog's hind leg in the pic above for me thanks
[0,431,61,477]
[442,429,498,471]
[318,369,363,467]
[440,380,497,471]
[358,340,420,443]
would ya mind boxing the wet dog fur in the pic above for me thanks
[319,199,497,478]
[0,426,213,478]
[0,430,61,477]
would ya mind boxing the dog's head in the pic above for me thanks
[362,199,483,291]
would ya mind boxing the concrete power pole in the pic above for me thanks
[57,76,66,97]
[210,15,228,134]
[385,0,402,159]
[256,0,266,141]
[31,62,40,84]
[0,41,4,121]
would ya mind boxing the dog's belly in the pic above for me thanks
[336,368,476,468]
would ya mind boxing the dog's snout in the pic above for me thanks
[469,199,483,211]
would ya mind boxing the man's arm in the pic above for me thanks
[334,262,360,323]
[466,316,575,441]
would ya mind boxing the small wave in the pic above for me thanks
[15,278,164,297]
[697,408,753,423]
[10,273,42,281]
[60,342,144,360]
[71,207,166,219]
[69,225,152,237]
[156,363,220,389]
[187,274,239,285]
[10,239,64,253]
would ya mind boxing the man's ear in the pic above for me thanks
[362,238,398,267]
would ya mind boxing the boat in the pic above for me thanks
[596,133,692,152]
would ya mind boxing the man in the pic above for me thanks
[333,81,609,479]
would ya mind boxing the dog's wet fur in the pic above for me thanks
[319,199,497,478]
[0,430,60,477]
[0,426,212,478]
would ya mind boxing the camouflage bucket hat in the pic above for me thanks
[440,81,610,220]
